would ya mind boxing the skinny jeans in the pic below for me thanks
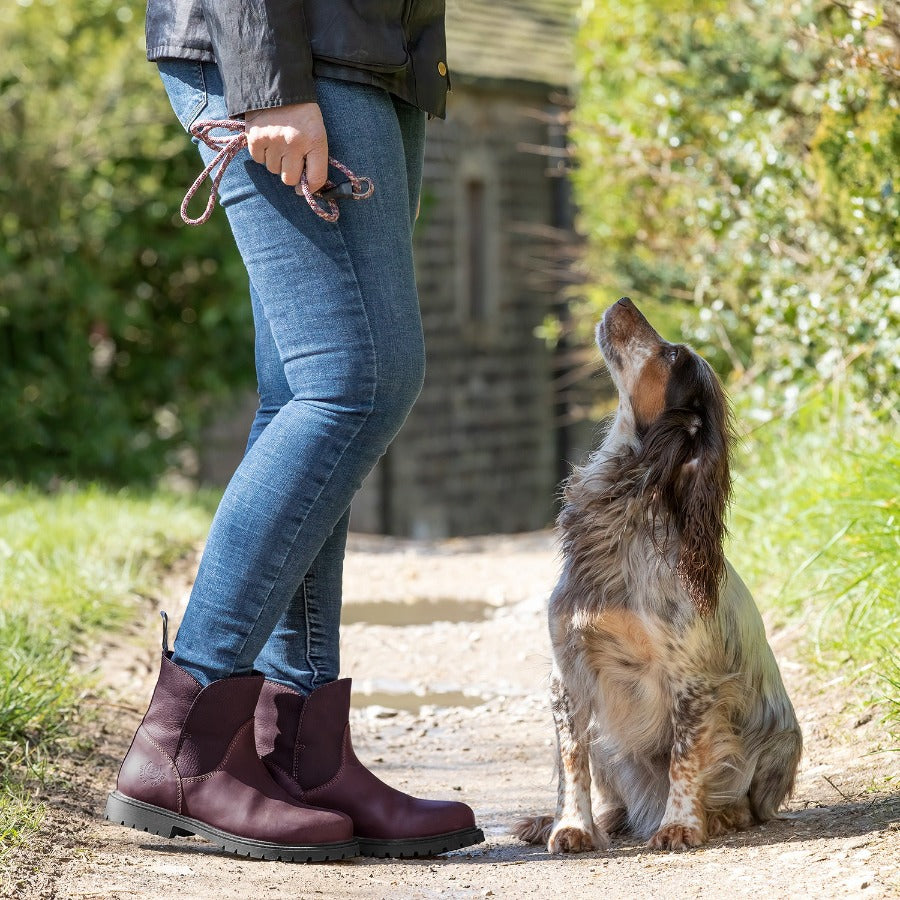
[157,60,426,692]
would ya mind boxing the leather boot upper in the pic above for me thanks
[256,678,477,840]
[117,654,353,845]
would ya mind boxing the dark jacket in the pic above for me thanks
[146,0,448,118]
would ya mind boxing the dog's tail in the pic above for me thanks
[749,727,803,820]
[512,815,554,845]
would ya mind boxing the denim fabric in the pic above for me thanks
[157,60,427,691]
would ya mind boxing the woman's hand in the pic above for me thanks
[245,103,328,193]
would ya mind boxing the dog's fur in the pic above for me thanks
[515,298,802,853]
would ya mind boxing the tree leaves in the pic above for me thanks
[572,0,899,422]
[0,0,253,483]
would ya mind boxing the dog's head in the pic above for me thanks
[597,297,733,615]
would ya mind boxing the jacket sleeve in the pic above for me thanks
[199,0,317,116]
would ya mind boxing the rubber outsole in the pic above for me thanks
[105,791,359,862]
[357,826,485,858]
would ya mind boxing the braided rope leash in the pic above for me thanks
[181,119,374,225]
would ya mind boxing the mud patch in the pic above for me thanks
[341,597,494,626]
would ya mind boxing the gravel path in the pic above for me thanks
[4,532,898,899]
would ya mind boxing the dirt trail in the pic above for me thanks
[4,532,899,899]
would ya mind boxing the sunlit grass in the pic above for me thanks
[0,485,213,857]
[728,399,899,736]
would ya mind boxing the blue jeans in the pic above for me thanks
[157,60,427,692]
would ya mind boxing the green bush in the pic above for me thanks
[0,0,253,483]
[571,0,899,420]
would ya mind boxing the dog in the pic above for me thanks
[515,297,802,853]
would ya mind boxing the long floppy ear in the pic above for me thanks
[637,392,732,617]
[672,432,730,617]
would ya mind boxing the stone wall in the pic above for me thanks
[349,82,565,537]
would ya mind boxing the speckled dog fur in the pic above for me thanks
[515,298,802,853]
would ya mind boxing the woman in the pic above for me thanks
[105,0,484,862]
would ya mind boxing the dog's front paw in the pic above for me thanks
[548,823,603,854]
[648,822,705,851]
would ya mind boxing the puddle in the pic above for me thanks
[341,597,494,627]
[351,690,489,712]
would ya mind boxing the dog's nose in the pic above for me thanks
[617,296,633,308]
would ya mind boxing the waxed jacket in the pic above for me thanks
[146,0,448,118]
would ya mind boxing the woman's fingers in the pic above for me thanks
[264,145,284,176]
[279,155,304,187]
[303,145,329,194]
[247,131,268,166]
[245,102,329,190]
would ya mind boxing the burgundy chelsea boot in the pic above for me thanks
[105,619,358,862]
[255,678,485,858]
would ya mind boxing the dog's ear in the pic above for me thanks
[637,380,732,617]
[672,434,730,617]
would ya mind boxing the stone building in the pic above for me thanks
[349,0,580,537]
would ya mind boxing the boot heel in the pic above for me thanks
[105,791,193,839]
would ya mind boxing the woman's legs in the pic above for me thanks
[159,62,426,687]
[240,282,349,693]
[252,95,428,693]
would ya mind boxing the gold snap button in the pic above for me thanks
[437,61,447,77]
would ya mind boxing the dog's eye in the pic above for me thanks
[666,347,680,363]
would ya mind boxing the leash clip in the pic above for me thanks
[294,157,375,223]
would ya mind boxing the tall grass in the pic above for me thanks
[728,398,899,735]
[0,486,212,854]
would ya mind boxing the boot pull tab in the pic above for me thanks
[160,610,170,654]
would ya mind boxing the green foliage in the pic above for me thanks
[0,786,43,861]
[0,485,213,855]
[572,0,899,419]
[728,404,899,733]
[0,0,252,483]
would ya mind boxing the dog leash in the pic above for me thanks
[181,119,375,225]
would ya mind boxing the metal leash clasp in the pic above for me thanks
[181,119,375,225]
[295,156,374,223]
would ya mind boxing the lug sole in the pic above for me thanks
[357,826,485,858]
[105,791,359,862]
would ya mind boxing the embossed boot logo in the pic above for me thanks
[138,761,167,787]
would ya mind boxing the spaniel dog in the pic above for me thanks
[515,297,802,853]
